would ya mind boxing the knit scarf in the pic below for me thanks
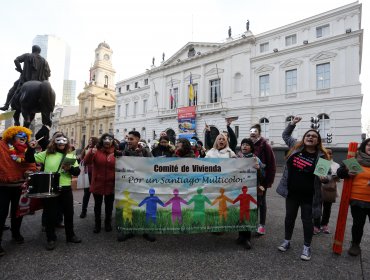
[357,151,370,167]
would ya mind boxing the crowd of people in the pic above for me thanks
[0,117,369,262]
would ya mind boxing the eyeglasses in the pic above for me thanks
[305,134,318,138]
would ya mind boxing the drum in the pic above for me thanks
[27,172,60,198]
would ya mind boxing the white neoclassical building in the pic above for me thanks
[115,3,363,158]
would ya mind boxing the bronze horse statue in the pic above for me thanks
[11,80,55,128]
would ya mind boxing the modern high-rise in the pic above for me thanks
[32,35,76,105]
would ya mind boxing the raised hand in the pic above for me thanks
[292,116,302,125]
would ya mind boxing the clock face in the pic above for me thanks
[104,54,110,61]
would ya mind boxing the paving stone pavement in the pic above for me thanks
[0,175,368,280]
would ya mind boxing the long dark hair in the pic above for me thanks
[286,129,329,159]
[96,133,115,149]
[176,138,192,156]
[359,138,370,154]
[46,132,72,154]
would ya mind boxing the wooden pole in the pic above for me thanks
[332,142,358,255]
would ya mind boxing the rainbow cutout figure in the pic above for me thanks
[211,188,233,221]
[187,188,211,224]
[164,188,188,224]
[116,190,138,224]
[138,188,164,224]
[233,186,257,222]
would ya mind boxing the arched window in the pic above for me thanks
[234,73,242,92]
[318,113,330,142]
[104,75,109,88]
[285,116,298,138]
[259,117,269,139]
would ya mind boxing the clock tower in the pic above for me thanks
[90,41,115,89]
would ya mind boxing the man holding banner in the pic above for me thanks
[116,130,154,242]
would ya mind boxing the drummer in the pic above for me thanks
[31,132,81,250]
[0,126,36,257]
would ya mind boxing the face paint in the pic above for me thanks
[16,132,27,139]
[55,136,68,145]
[103,136,114,144]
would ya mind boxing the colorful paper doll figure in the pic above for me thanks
[138,188,164,224]
[212,188,233,221]
[187,188,212,224]
[233,186,257,222]
[164,188,188,224]
[116,190,138,224]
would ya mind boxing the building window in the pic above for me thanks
[133,101,138,116]
[99,124,103,135]
[285,34,297,46]
[84,107,88,114]
[285,116,298,139]
[126,85,130,91]
[66,128,69,137]
[188,83,198,106]
[135,82,138,88]
[234,125,239,139]
[318,113,330,142]
[104,75,108,88]
[109,123,113,134]
[117,105,121,117]
[285,69,297,93]
[125,103,129,117]
[316,63,330,89]
[170,87,178,109]
[260,117,269,139]
[234,73,242,92]
[143,99,147,114]
[91,125,95,136]
[260,42,269,53]
[316,24,330,38]
[210,79,221,103]
[118,87,121,93]
[144,79,148,85]
[71,128,74,137]
[259,74,270,97]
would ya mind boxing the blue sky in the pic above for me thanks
[0,0,368,130]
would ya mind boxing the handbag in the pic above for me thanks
[77,161,89,189]
[321,179,337,203]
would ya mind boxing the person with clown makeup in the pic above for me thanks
[0,126,36,257]
[84,133,117,234]
[32,132,81,251]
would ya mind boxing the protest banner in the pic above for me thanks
[115,157,257,234]
[178,106,196,139]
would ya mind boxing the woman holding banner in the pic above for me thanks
[205,133,236,159]
[276,116,329,261]
[84,133,116,234]
[152,136,175,158]
[337,138,370,256]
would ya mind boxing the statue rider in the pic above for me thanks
[0,45,51,111]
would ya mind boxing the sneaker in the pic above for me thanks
[244,240,252,250]
[300,245,311,261]
[143,233,156,242]
[66,235,82,243]
[313,226,321,235]
[117,232,134,242]
[0,245,5,256]
[79,211,87,219]
[321,225,330,234]
[46,241,56,251]
[12,234,24,244]
[348,242,361,256]
[278,240,290,252]
[257,225,266,235]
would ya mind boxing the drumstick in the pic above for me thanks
[35,136,44,143]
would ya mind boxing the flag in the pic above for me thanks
[189,74,194,102]
[170,78,174,107]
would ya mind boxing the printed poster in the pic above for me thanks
[178,106,196,139]
[115,157,257,234]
